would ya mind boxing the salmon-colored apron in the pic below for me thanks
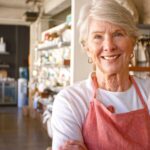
[82,76,150,150]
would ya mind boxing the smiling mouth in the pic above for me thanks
[101,54,121,60]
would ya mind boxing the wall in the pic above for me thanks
[71,0,92,84]
[51,7,71,26]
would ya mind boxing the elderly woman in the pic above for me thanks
[51,0,150,150]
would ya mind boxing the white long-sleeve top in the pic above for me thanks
[51,75,150,150]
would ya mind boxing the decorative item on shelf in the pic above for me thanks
[131,34,150,67]
[58,68,70,87]
[66,14,71,25]
[38,21,71,51]
[23,11,39,22]
[63,47,71,60]
[0,37,6,53]
[129,32,150,78]
[63,59,70,66]
[32,20,71,103]
[62,27,71,43]
[0,70,7,78]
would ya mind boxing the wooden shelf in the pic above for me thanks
[0,51,9,55]
[34,59,70,68]
[137,24,150,30]
[129,66,150,72]
[37,41,70,51]
[0,64,10,68]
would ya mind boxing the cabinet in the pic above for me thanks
[0,80,17,105]
[129,24,150,78]
[0,25,29,79]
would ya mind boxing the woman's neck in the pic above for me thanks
[96,71,131,92]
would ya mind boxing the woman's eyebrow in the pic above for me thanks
[92,29,125,33]
[113,29,125,33]
[91,31,105,34]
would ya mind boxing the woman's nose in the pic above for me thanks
[102,35,116,51]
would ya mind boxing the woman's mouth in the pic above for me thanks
[101,54,121,60]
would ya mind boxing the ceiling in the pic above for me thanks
[0,0,71,25]
[0,0,29,25]
[0,0,149,26]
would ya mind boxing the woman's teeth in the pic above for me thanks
[103,55,119,60]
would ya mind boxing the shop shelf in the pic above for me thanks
[37,41,70,51]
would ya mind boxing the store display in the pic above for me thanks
[30,22,71,107]
[130,27,150,78]
[0,70,7,78]
[0,37,6,52]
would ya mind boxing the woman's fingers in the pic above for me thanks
[59,140,88,150]
[67,140,88,150]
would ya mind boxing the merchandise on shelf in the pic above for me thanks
[30,21,71,107]
[0,37,6,52]
[129,28,150,78]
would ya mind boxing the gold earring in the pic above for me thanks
[88,57,93,64]
[130,53,134,59]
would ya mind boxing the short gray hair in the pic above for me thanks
[77,0,138,46]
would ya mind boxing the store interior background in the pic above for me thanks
[0,0,150,149]
[0,0,150,107]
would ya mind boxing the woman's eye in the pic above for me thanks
[113,32,124,37]
[94,35,102,39]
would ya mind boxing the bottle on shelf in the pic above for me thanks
[0,37,6,53]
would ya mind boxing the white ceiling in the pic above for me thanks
[0,0,26,8]
[0,0,31,25]
[0,0,149,25]
[0,0,71,25]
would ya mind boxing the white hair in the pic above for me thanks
[77,0,139,46]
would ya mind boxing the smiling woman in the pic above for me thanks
[86,20,135,80]
[51,0,150,150]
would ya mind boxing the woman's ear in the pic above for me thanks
[81,40,88,50]
[81,40,91,55]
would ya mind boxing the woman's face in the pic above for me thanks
[86,19,135,75]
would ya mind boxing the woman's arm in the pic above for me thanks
[51,91,85,150]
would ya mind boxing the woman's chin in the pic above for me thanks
[101,67,122,75]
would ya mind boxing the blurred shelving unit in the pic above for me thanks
[129,24,150,78]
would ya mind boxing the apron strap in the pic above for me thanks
[91,75,99,99]
[130,76,147,108]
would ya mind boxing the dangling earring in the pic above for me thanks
[130,53,134,59]
[88,57,93,64]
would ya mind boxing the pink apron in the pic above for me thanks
[82,76,150,150]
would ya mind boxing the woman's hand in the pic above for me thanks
[59,140,88,150]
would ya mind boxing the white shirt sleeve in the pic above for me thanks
[51,90,85,150]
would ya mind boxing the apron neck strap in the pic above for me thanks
[92,75,99,99]
[130,76,147,108]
